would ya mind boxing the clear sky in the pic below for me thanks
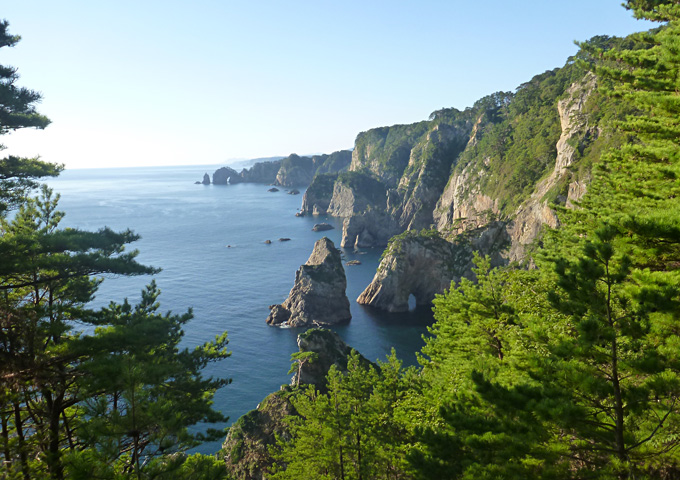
[1,1,655,170]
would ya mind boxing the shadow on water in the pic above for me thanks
[357,302,435,328]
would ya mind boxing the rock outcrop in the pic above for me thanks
[300,173,338,215]
[201,173,211,185]
[357,226,508,312]
[222,391,296,480]
[324,172,401,248]
[312,223,334,232]
[506,73,598,261]
[213,166,242,185]
[266,237,351,327]
[222,328,371,480]
[290,328,372,387]
[274,154,315,187]
[313,150,352,175]
[300,112,476,248]
[392,123,471,231]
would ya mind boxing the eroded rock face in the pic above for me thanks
[213,167,241,185]
[433,74,598,263]
[433,157,500,234]
[291,328,372,387]
[312,150,352,175]
[341,213,398,248]
[222,391,296,480]
[201,173,211,185]
[307,115,475,248]
[266,237,351,327]
[300,173,338,215]
[358,226,508,312]
[506,73,598,261]
[275,154,315,187]
[239,160,282,183]
[393,123,472,231]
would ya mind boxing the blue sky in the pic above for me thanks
[2,1,655,169]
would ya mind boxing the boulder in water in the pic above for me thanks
[312,223,334,232]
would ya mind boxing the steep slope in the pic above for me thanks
[266,237,351,327]
[300,35,637,261]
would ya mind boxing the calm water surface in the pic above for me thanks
[47,165,434,453]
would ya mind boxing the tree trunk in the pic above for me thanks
[1,412,11,470]
[45,390,65,480]
[13,401,30,480]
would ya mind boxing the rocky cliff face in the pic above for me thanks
[313,150,352,175]
[357,226,508,312]
[321,172,399,248]
[300,173,338,215]
[300,110,476,248]
[239,160,282,183]
[431,73,599,262]
[211,150,351,188]
[505,73,598,261]
[392,122,471,231]
[222,391,295,480]
[350,122,431,187]
[274,154,315,187]
[266,237,351,327]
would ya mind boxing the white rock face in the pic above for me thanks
[433,159,500,234]
[266,237,351,327]
[433,73,598,262]
[506,73,597,261]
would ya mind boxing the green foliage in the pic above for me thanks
[288,351,319,387]
[313,150,352,175]
[0,20,51,137]
[0,22,231,479]
[64,451,229,480]
[270,351,415,480]
[450,33,650,215]
[0,21,60,216]
[75,282,231,476]
[336,171,387,200]
[353,122,431,184]
[409,7,680,478]
[0,187,231,479]
[379,228,442,263]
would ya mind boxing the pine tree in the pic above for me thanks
[70,282,231,478]
[0,20,59,216]
[409,259,570,479]
[0,187,157,479]
[272,351,413,480]
[0,20,231,478]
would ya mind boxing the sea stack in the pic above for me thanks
[266,237,351,327]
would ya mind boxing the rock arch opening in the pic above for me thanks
[408,294,417,312]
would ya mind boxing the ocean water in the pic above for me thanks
[46,165,434,453]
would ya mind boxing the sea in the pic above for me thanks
[46,165,434,453]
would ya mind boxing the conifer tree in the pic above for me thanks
[70,282,231,478]
[0,20,231,478]
[272,351,413,480]
[0,19,59,216]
